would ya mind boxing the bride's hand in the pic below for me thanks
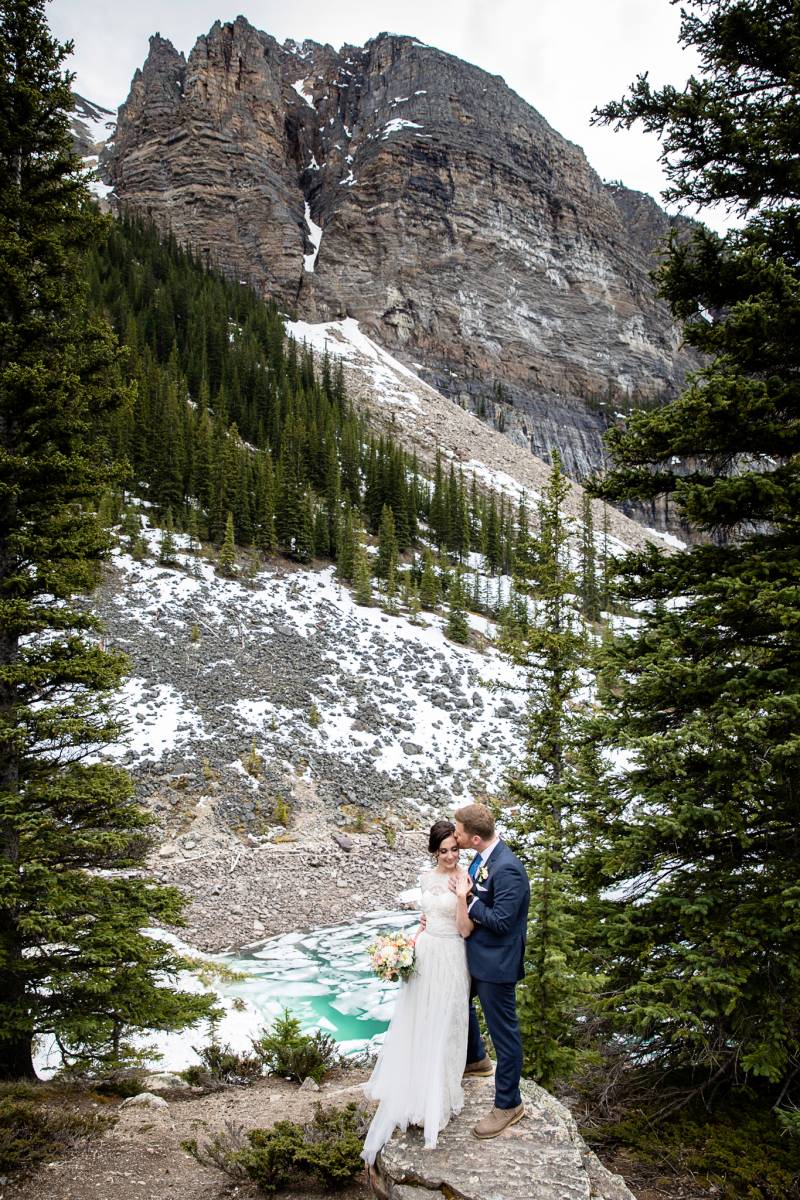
[454,870,473,899]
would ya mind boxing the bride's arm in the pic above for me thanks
[454,870,474,937]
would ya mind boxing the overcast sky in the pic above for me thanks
[49,0,727,230]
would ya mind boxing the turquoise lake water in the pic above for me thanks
[219,909,419,1053]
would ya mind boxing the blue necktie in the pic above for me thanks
[469,852,482,879]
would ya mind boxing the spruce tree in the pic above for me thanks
[375,503,399,579]
[504,453,595,1086]
[579,491,599,622]
[446,569,470,644]
[353,541,373,606]
[407,579,422,624]
[337,507,357,583]
[585,0,800,1094]
[383,556,398,615]
[158,508,179,566]
[484,495,501,575]
[419,548,440,611]
[293,490,315,564]
[217,511,237,576]
[186,506,201,554]
[0,0,213,1079]
[254,452,276,556]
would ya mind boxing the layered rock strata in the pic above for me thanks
[103,18,695,483]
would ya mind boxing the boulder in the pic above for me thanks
[121,1091,170,1111]
[145,1072,189,1090]
[372,1077,634,1200]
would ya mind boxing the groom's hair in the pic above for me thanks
[454,803,495,839]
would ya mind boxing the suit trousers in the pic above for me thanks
[466,977,523,1109]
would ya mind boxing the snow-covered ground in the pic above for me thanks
[96,520,527,806]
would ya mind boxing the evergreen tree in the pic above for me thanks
[292,490,315,564]
[407,579,422,624]
[429,453,447,549]
[375,503,398,580]
[585,0,800,1094]
[454,475,471,562]
[383,556,398,614]
[504,453,594,1086]
[419,548,440,611]
[186,506,201,554]
[579,491,599,622]
[484,495,502,575]
[0,0,213,1079]
[120,506,143,555]
[446,569,470,644]
[337,507,357,583]
[158,508,179,566]
[217,511,237,576]
[353,541,373,606]
[254,453,276,557]
[598,503,612,614]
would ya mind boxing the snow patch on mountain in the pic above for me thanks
[303,202,323,272]
[92,519,527,813]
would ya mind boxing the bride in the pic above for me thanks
[361,819,474,1165]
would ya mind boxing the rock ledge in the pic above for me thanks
[374,1076,634,1200]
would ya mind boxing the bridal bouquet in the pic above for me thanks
[366,930,417,982]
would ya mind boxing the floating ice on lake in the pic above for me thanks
[220,912,418,1054]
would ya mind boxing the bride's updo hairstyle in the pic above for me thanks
[428,819,456,854]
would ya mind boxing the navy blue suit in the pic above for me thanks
[465,840,530,1109]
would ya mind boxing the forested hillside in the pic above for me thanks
[87,217,607,615]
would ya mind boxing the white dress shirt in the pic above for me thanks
[468,836,500,910]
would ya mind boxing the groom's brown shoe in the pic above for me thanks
[463,1055,494,1078]
[473,1103,526,1139]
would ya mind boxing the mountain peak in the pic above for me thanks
[100,20,695,501]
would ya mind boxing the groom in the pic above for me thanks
[451,802,530,1139]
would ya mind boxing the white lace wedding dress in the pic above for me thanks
[361,870,470,1164]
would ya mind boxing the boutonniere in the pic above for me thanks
[476,866,489,884]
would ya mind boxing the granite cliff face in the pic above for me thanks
[103,18,695,483]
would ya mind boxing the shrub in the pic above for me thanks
[272,796,290,826]
[0,1091,112,1176]
[252,1009,340,1084]
[186,1036,264,1087]
[243,739,263,778]
[183,1104,369,1194]
[586,1097,800,1200]
[91,1072,148,1098]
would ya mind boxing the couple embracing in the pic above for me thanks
[362,802,531,1166]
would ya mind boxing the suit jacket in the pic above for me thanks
[465,840,530,983]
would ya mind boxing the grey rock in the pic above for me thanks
[104,20,695,500]
[121,1091,170,1111]
[374,1078,634,1200]
[332,833,354,851]
[300,1076,321,1092]
[144,1072,189,1091]
[401,741,423,756]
